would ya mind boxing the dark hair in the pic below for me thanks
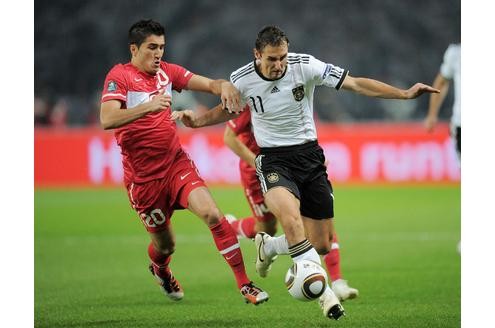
[255,25,289,51]
[128,19,165,47]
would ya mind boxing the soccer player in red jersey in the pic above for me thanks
[223,109,358,301]
[99,19,268,305]
[223,109,276,237]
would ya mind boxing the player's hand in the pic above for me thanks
[404,83,440,99]
[423,115,438,132]
[220,81,242,113]
[148,91,172,112]
[171,109,196,128]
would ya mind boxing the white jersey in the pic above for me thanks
[440,44,461,127]
[230,53,348,147]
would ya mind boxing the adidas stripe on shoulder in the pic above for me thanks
[231,62,255,83]
[288,53,310,65]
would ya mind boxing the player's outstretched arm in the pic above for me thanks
[224,126,256,168]
[171,104,238,128]
[424,73,450,132]
[186,75,241,113]
[100,93,172,130]
[341,75,440,100]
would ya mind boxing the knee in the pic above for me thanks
[313,241,332,255]
[198,206,222,227]
[153,241,176,257]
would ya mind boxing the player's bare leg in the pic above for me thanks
[303,217,358,302]
[187,186,268,305]
[148,227,184,300]
[264,188,306,245]
[254,187,304,277]
[302,216,333,255]
[255,187,323,275]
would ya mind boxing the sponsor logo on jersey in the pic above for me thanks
[271,86,280,93]
[267,172,279,183]
[292,85,305,101]
[107,81,117,92]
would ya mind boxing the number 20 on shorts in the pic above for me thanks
[140,209,166,228]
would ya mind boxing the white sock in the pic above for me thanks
[288,239,321,265]
[264,234,289,257]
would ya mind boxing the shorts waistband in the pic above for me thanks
[260,140,318,154]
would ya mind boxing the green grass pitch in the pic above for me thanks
[35,184,460,327]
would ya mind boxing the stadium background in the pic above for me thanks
[35,0,460,126]
[35,0,461,186]
[35,1,461,327]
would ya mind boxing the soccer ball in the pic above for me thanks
[284,260,328,302]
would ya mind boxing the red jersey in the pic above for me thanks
[101,61,193,185]
[227,109,259,172]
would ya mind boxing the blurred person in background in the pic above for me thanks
[423,43,461,253]
[173,25,439,320]
[424,43,461,162]
[34,96,51,126]
[49,98,69,128]
[99,19,268,305]
[223,109,359,302]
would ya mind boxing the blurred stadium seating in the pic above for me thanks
[35,0,460,126]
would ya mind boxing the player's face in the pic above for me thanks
[255,42,288,79]
[131,34,165,75]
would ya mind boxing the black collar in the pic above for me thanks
[254,60,287,82]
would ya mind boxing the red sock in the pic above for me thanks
[230,217,256,238]
[210,218,250,289]
[323,233,342,281]
[148,242,172,279]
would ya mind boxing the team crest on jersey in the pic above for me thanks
[156,69,170,87]
[267,172,279,183]
[107,81,117,92]
[292,85,305,101]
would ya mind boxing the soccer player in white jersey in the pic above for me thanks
[172,25,439,320]
[423,43,461,253]
[424,43,461,161]
[223,109,359,302]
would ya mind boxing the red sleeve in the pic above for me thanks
[101,65,127,103]
[165,63,194,92]
[227,106,251,135]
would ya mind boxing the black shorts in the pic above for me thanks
[451,125,461,159]
[255,140,334,219]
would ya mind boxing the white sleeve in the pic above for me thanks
[306,55,348,90]
[440,45,456,80]
[230,70,249,104]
